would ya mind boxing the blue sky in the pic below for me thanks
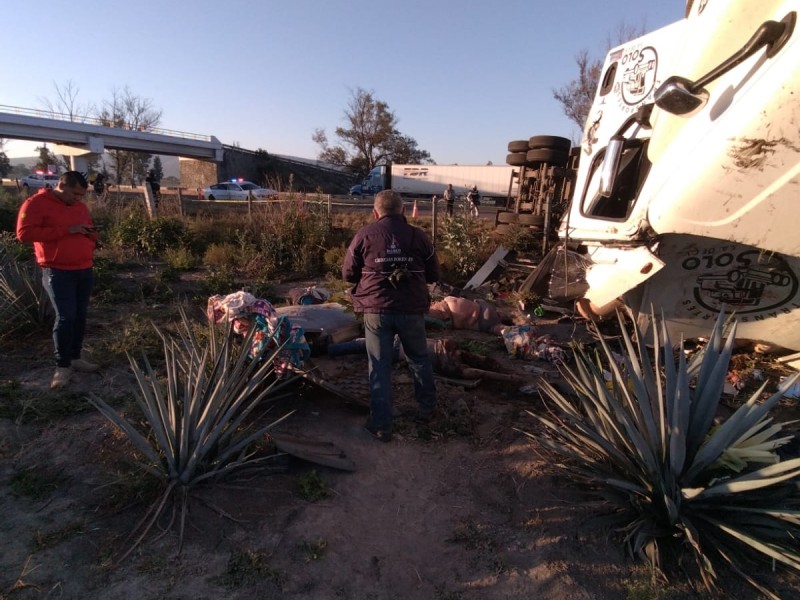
[2,0,683,165]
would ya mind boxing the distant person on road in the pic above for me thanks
[467,185,481,217]
[92,173,105,196]
[145,169,161,207]
[16,171,101,389]
[443,183,456,217]
[342,190,441,442]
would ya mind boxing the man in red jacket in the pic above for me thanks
[16,171,100,389]
[342,190,440,441]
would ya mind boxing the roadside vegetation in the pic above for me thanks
[524,309,800,598]
[2,185,799,598]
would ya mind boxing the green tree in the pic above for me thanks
[0,139,10,178]
[33,145,63,173]
[386,131,434,165]
[313,88,433,176]
[150,156,164,181]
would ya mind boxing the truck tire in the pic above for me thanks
[528,135,571,151]
[518,213,545,227]
[507,140,530,153]
[207,194,216,200]
[506,152,528,166]
[496,211,518,224]
[526,148,569,166]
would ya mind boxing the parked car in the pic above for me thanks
[20,173,60,193]
[201,181,278,200]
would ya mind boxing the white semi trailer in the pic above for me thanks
[350,164,517,204]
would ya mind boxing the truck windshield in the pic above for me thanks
[581,139,651,220]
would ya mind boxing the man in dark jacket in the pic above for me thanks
[342,190,440,442]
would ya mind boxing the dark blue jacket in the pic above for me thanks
[343,214,440,314]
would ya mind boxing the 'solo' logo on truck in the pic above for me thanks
[682,249,799,314]
[616,46,658,107]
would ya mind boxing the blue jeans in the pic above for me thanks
[364,312,436,432]
[42,268,94,368]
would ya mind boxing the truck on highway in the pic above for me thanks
[349,164,517,205]
[546,0,800,350]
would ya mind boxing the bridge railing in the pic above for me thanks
[0,104,213,142]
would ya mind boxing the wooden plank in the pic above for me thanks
[270,433,356,472]
[464,245,509,290]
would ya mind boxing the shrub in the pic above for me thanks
[437,215,492,282]
[164,246,197,270]
[203,243,240,270]
[248,202,333,278]
[107,213,188,257]
[323,245,347,275]
[524,310,800,597]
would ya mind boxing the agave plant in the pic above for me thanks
[524,309,800,598]
[90,307,297,562]
[0,245,51,341]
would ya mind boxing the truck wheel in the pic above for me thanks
[518,214,545,227]
[528,135,571,151]
[207,194,215,200]
[507,140,530,153]
[526,148,569,166]
[496,211,518,224]
[506,153,528,166]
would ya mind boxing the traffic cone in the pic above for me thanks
[412,199,418,218]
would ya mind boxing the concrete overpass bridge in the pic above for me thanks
[0,104,223,172]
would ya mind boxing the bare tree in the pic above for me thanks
[96,87,163,184]
[40,80,95,121]
[552,50,602,130]
[314,88,432,175]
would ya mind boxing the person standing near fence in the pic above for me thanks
[443,183,456,217]
[16,171,101,389]
[467,185,481,217]
[342,190,440,442]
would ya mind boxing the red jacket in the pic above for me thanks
[16,189,97,270]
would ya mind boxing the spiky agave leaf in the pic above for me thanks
[88,307,295,560]
[525,308,800,595]
[0,250,51,340]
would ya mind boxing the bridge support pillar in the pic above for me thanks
[70,154,90,173]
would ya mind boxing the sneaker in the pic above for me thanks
[71,358,100,373]
[51,367,72,389]
[365,420,393,443]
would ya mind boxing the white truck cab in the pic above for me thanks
[559,0,800,350]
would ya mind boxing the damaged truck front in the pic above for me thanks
[557,0,800,350]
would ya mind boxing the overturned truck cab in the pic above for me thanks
[558,0,800,350]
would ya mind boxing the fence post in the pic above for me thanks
[432,195,437,247]
[177,187,184,217]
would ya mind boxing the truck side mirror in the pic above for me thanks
[653,76,709,116]
[654,12,795,116]
[598,136,625,197]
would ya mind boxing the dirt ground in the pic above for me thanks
[2,277,799,599]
